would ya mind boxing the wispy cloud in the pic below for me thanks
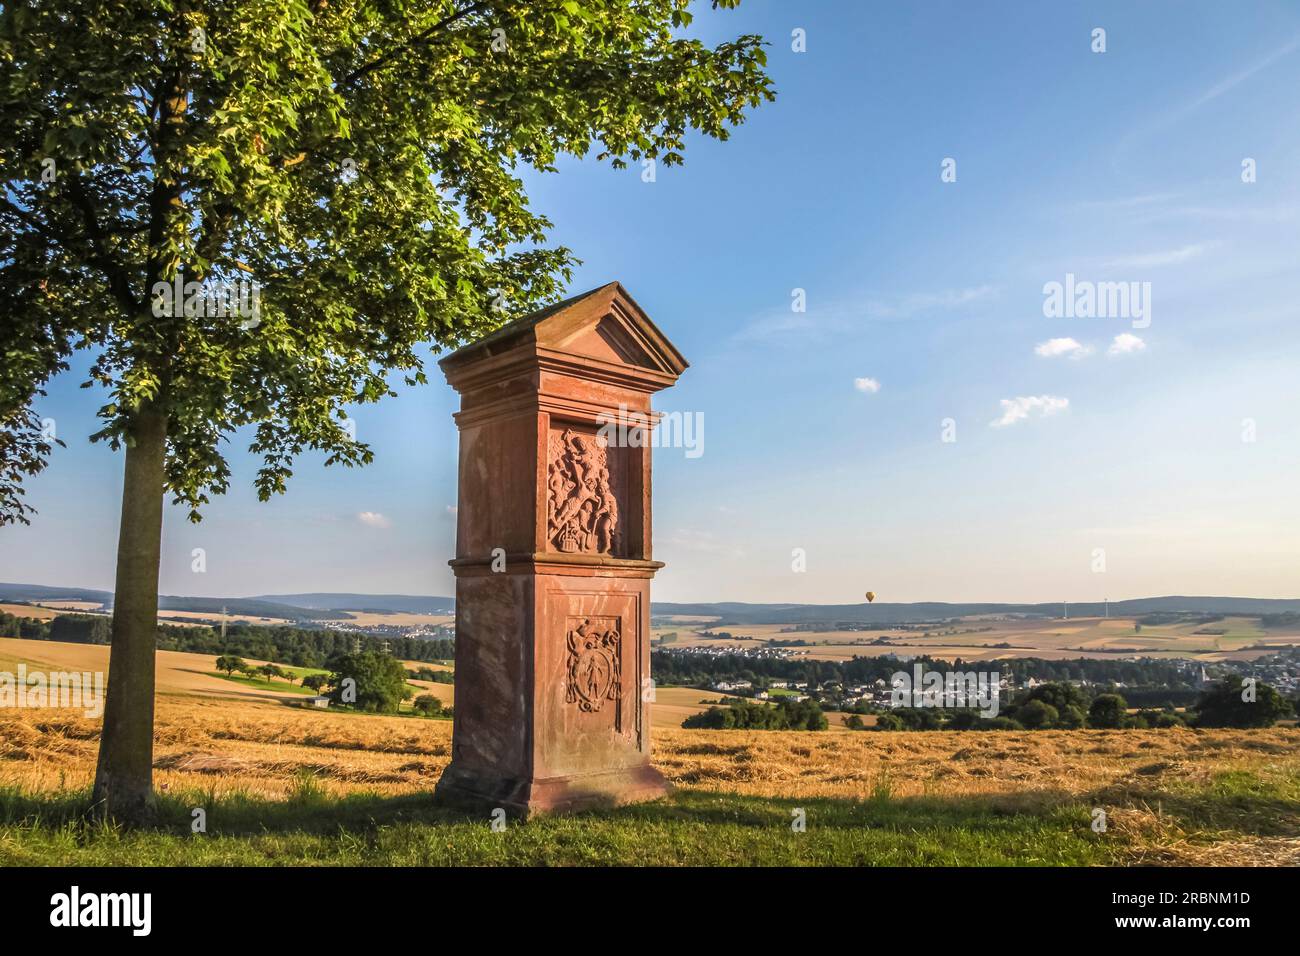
[1108,333,1147,356]
[990,395,1069,428]
[357,511,392,529]
[1069,192,1182,212]
[665,528,747,558]
[1104,242,1218,269]
[1187,36,1300,111]
[1035,337,1093,359]
[853,377,881,393]
[1116,36,1300,163]
[736,285,998,342]
[872,285,999,317]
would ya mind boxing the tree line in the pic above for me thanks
[2,611,454,666]
[684,697,828,731]
[863,679,1292,732]
[651,651,1200,694]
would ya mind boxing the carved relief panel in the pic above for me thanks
[545,426,625,556]
[564,616,622,725]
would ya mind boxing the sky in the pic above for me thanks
[5,0,1300,605]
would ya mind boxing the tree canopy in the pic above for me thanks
[1,0,773,521]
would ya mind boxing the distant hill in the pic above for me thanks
[155,595,342,622]
[6,582,1299,626]
[0,583,112,605]
[649,596,1300,625]
[0,583,339,622]
[254,593,455,614]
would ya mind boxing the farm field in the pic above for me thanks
[651,685,746,729]
[0,637,310,703]
[3,602,455,632]
[319,611,454,628]
[155,610,290,627]
[0,692,1295,865]
[0,638,465,714]
[0,604,63,621]
[27,601,104,613]
[660,616,1300,663]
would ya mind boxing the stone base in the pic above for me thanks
[434,762,670,819]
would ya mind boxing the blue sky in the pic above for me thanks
[6,0,1300,604]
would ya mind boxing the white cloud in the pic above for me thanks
[357,511,392,529]
[1108,333,1146,356]
[990,395,1069,428]
[853,377,881,393]
[1034,337,1093,359]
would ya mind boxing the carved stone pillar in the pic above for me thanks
[433,282,687,817]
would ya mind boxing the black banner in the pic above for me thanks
[0,866,1283,941]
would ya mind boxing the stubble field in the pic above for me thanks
[0,687,1296,866]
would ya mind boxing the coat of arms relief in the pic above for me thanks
[565,616,622,716]
[546,428,620,555]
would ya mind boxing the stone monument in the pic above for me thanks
[433,282,687,817]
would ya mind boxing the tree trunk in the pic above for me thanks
[91,403,168,825]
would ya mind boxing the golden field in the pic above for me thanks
[2,637,1297,866]
[0,604,63,621]
[1,694,1297,864]
[660,615,1300,663]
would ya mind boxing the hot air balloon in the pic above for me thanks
[865,591,875,603]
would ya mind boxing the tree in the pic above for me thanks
[1,1,772,823]
[1057,704,1086,729]
[215,654,244,677]
[1194,677,1293,729]
[301,673,328,693]
[412,693,442,716]
[1087,693,1127,729]
[1024,682,1087,714]
[328,651,412,713]
[873,713,904,731]
[1017,699,1058,730]
[49,614,113,645]
[947,710,980,730]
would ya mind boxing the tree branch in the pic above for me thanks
[336,2,490,90]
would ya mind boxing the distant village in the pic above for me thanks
[656,641,1300,713]
[324,620,455,641]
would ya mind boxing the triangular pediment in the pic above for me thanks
[440,282,688,379]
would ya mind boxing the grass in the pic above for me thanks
[0,784,1118,866]
[1,695,1297,865]
[2,767,1295,866]
[210,672,318,694]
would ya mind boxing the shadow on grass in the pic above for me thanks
[1094,767,1300,839]
[0,777,1091,837]
[2,767,1295,865]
